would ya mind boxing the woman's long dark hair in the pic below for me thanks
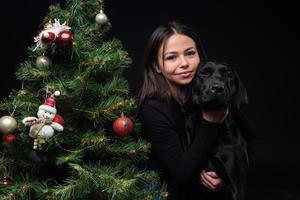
[138,21,207,104]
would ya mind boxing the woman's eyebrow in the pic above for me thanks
[185,47,196,51]
[164,47,196,56]
[164,51,177,56]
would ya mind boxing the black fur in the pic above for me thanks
[181,61,249,200]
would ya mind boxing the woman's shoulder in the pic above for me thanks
[137,98,180,133]
[138,97,183,124]
[140,98,169,108]
[138,98,169,114]
[137,98,174,118]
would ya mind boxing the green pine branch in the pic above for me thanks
[0,175,41,200]
[0,0,167,199]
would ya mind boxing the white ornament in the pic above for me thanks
[0,116,17,133]
[95,10,108,24]
[54,90,60,96]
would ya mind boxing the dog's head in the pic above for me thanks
[182,61,248,110]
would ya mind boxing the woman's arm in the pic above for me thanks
[138,100,221,186]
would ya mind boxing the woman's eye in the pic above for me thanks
[165,55,176,60]
[186,51,196,56]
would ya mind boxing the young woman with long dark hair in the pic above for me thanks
[137,21,258,200]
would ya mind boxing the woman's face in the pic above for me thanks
[156,33,200,92]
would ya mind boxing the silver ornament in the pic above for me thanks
[18,89,28,96]
[36,55,51,67]
[0,116,17,134]
[95,10,108,24]
[18,81,27,96]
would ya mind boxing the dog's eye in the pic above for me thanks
[226,71,233,77]
[199,68,212,76]
[219,67,233,77]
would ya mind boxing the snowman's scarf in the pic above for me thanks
[29,118,52,138]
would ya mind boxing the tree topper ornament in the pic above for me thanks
[34,19,71,51]
[22,91,64,150]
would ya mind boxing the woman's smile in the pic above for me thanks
[175,71,194,78]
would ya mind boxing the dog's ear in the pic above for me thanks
[180,64,203,108]
[179,64,201,108]
[232,70,249,109]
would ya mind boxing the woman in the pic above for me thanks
[137,21,233,200]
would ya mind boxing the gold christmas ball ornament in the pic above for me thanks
[0,116,17,134]
[36,55,51,67]
[44,20,53,29]
[95,10,108,24]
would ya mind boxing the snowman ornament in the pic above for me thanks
[22,91,64,150]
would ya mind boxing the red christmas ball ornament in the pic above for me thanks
[56,30,73,46]
[53,114,65,126]
[0,177,11,185]
[113,114,134,137]
[41,31,56,43]
[2,133,16,143]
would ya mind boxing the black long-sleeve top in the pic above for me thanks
[138,98,224,199]
[138,98,259,200]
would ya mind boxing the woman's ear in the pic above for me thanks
[232,70,249,109]
[154,65,162,73]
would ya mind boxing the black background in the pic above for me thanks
[1,1,299,199]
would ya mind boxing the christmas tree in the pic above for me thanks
[0,0,167,199]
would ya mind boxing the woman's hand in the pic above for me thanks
[202,107,229,124]
[200,170,224,191]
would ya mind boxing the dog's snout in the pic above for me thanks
[210,84,225,94]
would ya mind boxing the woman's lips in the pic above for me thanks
[175,71,193,78]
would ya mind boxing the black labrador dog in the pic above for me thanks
[181,61,250,200]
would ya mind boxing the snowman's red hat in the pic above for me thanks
[39,91,60,114]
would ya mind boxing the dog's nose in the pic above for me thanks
[210,84,225,94]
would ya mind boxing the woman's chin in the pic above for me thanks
[180,78,193,85]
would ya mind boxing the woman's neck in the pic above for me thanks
[166,81,183,105]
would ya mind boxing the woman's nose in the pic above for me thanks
[179,56,188,68]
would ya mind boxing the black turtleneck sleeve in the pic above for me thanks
[138,99,220,186]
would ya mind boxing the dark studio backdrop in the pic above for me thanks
[0,0,299,199]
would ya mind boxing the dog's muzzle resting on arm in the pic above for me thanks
[181,61,250,200]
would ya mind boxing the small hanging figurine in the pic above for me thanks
[22,91,64,163]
